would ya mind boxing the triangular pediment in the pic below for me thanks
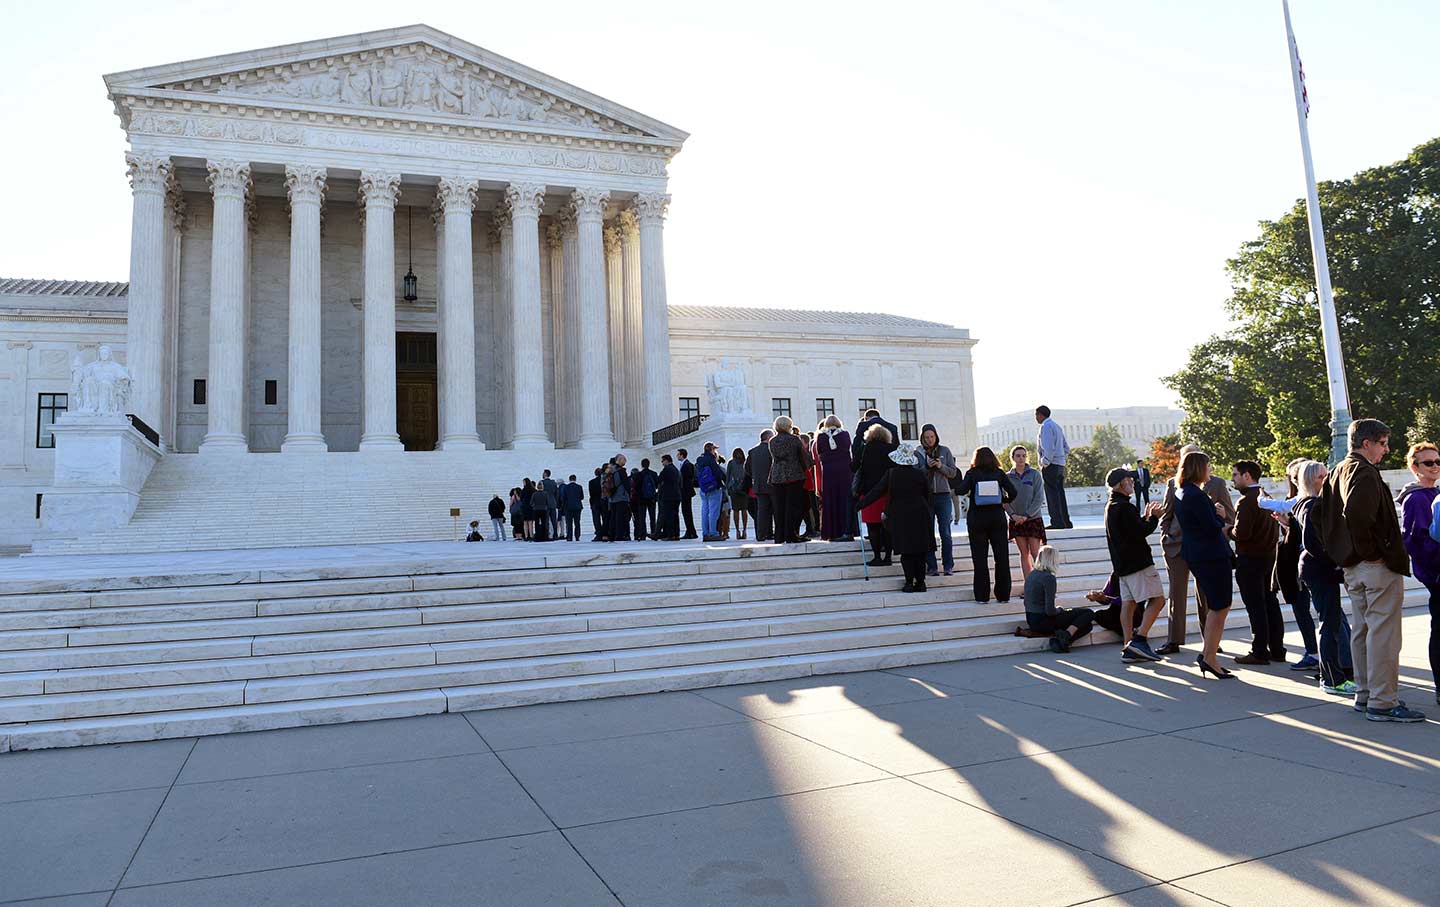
[104,25,687,143]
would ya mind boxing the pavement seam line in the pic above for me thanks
[107,735,198,905]
[170,746,494,788]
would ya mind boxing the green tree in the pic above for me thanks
[1066,446,1107,487]
[1411,402,1440,450]
[1166,137,1440,471]
[996,439,1038,468]
[1091,423,1132,470]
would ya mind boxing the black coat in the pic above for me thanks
[857,439,895,498]
[560,482,584,513]
[1104,491,1158,575]
[679,460,697,498]
[851,416,900,470]
[746,442,774,494]
[658,463,682,502]
[488,497,506,519]
[858,465,934,555]
[587,477,604,509]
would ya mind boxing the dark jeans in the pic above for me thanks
[644,500,657,536]
[633,501,649,540]
[564,510,581,542]
[681,495,697,537]
[1027,607,1096,642]
[967,508,1011,602]
[609,501,631,541]
[590,505,607,540]
[770,481,806,544]
[1042,464,1071,528]
[1287,581,1319,654]
[1236,554,1285,657]
[1306,577,1353,687]
[1426,582,1440,690]
[925,493,955,574]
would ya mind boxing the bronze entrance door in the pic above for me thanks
[395,332,438,451]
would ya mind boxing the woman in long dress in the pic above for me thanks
[815,415,854,541]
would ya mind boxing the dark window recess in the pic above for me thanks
[35,493,43,520]
[771,397,791,418]
[815,398,835,424]
[679,397,700,420]
[899,398,919,441]
[264,380,278,405]
[193,379,207,405]
[858,397,877,415]
[36,392,67,448]
[396,333,438,368]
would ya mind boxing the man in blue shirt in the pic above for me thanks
[1035,405,1073,530]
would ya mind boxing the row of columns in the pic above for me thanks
[123,152,672,453]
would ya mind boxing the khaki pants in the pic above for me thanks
[1343,560,1405,710]
[1164,552,1210,646]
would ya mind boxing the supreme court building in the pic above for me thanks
[0,26,978,549]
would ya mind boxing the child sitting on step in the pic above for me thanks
[1024,545,1095,653]
[465,520,484,543]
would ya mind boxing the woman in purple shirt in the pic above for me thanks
[1399,442,1440,703]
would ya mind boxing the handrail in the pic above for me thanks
[126,414,161,448]
[652,413,708,446]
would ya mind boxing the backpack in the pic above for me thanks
[1430,495,1440,543]
[641,470,658,501]
[698,461,721,494]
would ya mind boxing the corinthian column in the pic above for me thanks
[437,176,483,449]
[507,182,551,447]
[494,209,514,447]
[572,188,613,447]
[358,171,403,450]
[558,214,579,446]
[619,210,645,447]
[281,165,327,451]
[124,151,172,442]
[633,192,673,438]
[604,224,626,446]
[199,159,251,453]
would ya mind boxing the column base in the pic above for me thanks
[510,435,554,450]
[198,434,249,454]
[625,436,650,450]
[575,434,617,450]
[440,434,485,451]
[280,434,329,453]
[359,434,404,451]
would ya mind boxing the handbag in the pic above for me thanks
[974,479,1002,506]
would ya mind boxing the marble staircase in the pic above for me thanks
[3,531,1428,752]
[33,448,651,555]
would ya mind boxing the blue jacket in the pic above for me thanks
[560,481,584,513]
[1176,482,1231,565]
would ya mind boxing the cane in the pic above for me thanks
[859,515,870,581]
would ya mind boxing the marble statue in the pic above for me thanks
[705,358,752,416]
[70,346,132,416]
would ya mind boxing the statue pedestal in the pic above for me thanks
[689,413,774,461]
[40,415,162,537]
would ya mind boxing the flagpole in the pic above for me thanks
[1283,0,1351,464]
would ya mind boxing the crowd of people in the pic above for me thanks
[469,406,1437,723]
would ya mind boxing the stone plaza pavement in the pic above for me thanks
[1,614,1436,906]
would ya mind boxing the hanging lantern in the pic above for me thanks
[402,205,419,301]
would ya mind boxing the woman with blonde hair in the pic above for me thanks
[767,414,813,544]
[814,413,854,541]
[856,422,895,565]
[1023,544,1095,653]
[1294,458,1357,695]
[1174,451,1235,677]
[1399,441,1440,703]
[1275,457,1320,671]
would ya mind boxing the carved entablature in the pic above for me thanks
[152,43,643,138]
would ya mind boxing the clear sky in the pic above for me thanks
[1,1,1435,423]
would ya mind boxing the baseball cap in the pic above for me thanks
[1106,467,1137,488]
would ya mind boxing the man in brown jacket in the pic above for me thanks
[1230,460,1286,665]
[1156,444,1237,655]
[1320,418,1422,722]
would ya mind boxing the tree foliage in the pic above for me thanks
[1410,402,1440,451]
[1066,446,1107,487]
[1091,423,1133,470]
[1148,433,1182,483]
[1165,137,1440,472]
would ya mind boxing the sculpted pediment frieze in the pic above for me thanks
[143,44,645,138]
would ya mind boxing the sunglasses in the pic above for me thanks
[1419,459,1440,468]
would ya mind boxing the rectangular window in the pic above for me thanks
[35,493,43,520]
[193,379,206,406]
[858,397,877,416]
[679,396,700,420]
[815,397,834,424]
[36,393,67,448]
[264,380,278,406]
[772,397,791,418]
[899,398,919,441]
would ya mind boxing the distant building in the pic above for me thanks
[978,406,1184,459]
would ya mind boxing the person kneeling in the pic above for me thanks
[1025,545,1095,653]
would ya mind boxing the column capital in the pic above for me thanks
[165,173,186,230]
[618,208,640,237]
[603,225,622,258]
[491,205,512,232]
[359,170,401,209]
[126,152,172,196]
[556,207,578,236]
[436,176,478,215]
[284,164,327,207]
[506,182,546,219]
[545,221,564,250]
[570,187,610,224]
[205,159,251,200]
[631,192,671,226]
